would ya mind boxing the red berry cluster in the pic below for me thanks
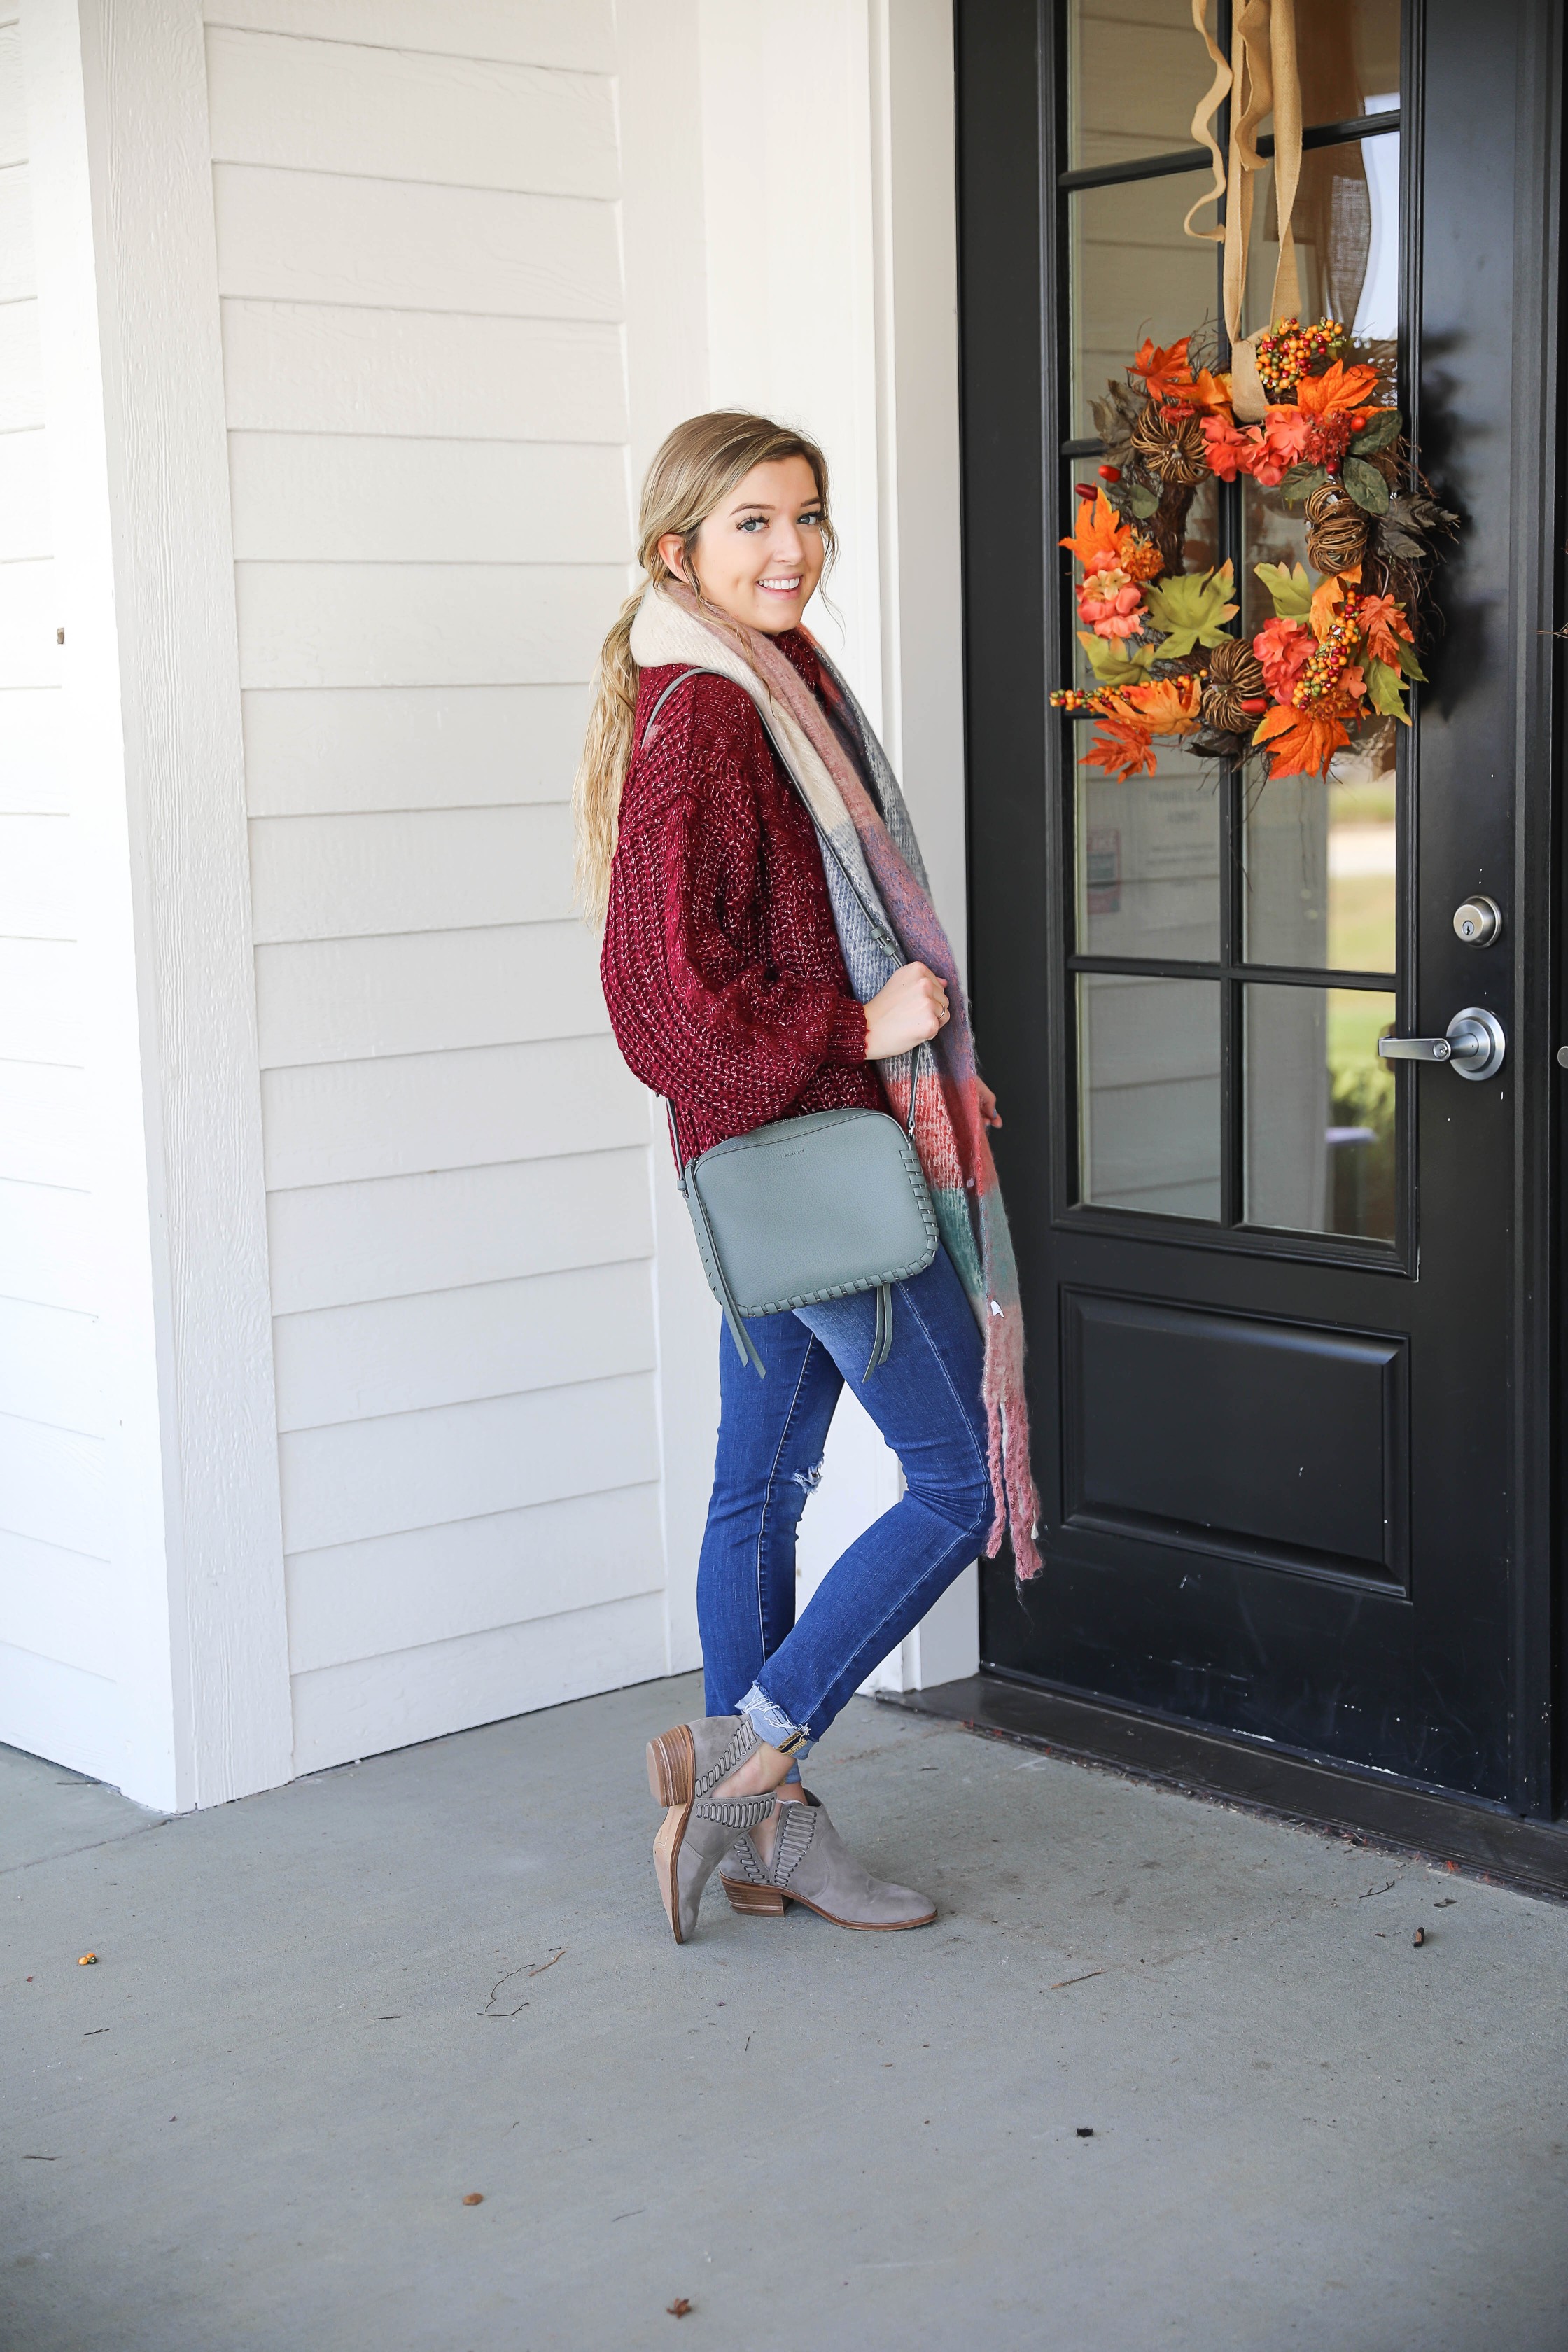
[1256,316,1346,401]
[1050,686,1117,713]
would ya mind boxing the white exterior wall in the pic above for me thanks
[0,0,974,1806]
[0,7,116,1774]
[202,1,670,1772]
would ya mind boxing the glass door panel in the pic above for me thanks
[1063,0,1404,1248]
[1068,0,1402,173]
[1078,975,1222,1219]
[1267,0,1401,135]
[1243,984,1396,1239]
[1242,132,1401,367]
[1077,749,1220,961]
[1242,757,1397,973]
[1067,0,1220,172]
[1068,178,1220,439]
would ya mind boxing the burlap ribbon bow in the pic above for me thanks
[1183,0,1303,419]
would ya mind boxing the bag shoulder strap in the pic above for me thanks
[637,666,704,757]
[665,1098,687,1189]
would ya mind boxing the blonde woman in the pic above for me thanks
[575,412,1039,1945]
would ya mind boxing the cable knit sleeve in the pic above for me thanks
[601,673,869,1140]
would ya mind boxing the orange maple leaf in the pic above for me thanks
[1082,717,1158,780]
[1296,362,1384,419]
[1252,700,1351,779]
[1059,489,1135,568]
[1356,592,1412,668]
[1130,336,1195,407]
[1112,675,1203,735]
[1182,368,1235,414]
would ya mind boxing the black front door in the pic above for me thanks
[958,0,1560,1809]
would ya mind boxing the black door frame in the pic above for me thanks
[954,0,1564,1823]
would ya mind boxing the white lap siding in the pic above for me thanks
[203,0,666,1771]
[0,14,118,1777]
[0,0,968,1798]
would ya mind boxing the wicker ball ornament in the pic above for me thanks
[1200,636,1267,737]
[1305,482,1368,575]
[1129,400,1208,487]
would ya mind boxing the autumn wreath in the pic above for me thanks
[1052,320,1457,783]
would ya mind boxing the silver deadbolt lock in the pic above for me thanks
[1452,895,1502,946]
[1379,1005,1506,1081]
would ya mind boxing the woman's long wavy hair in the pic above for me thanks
[572,410,836,927]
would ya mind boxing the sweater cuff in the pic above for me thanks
[824,993,870,1066]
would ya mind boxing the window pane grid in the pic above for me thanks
[1060,0,1405,1246]
[1059,109,1401,197]
[1069,958,1396,988]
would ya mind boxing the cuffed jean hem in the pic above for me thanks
[736,1681,814,1762]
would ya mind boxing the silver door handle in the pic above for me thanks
[1378,1005,1506,1082]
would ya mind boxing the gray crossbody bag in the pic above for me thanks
[669,1097,937,1380]
[647,668,938,1379]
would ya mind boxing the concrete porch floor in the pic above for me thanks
[4,1674,1567,2352]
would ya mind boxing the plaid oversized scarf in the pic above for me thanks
[629,584,1042,1578]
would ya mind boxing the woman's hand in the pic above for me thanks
[863,962,951,1060]
[978,1080,1002,1130]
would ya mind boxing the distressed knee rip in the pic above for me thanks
[790,1457,826,1496]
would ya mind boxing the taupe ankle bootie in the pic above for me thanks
[645,1712,771,1945]
[721,1793,937,1931]
[654,1792,775,1944]
[645,1712,762,1809]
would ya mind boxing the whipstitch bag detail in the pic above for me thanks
[630,598,1042,1576]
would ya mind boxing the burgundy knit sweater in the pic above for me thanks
[601,629,882,1161]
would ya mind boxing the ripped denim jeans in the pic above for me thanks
[696,1242,993,1758]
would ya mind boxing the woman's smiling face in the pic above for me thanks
[659,455,827,636]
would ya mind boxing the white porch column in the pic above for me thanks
[18,0,290,1807]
